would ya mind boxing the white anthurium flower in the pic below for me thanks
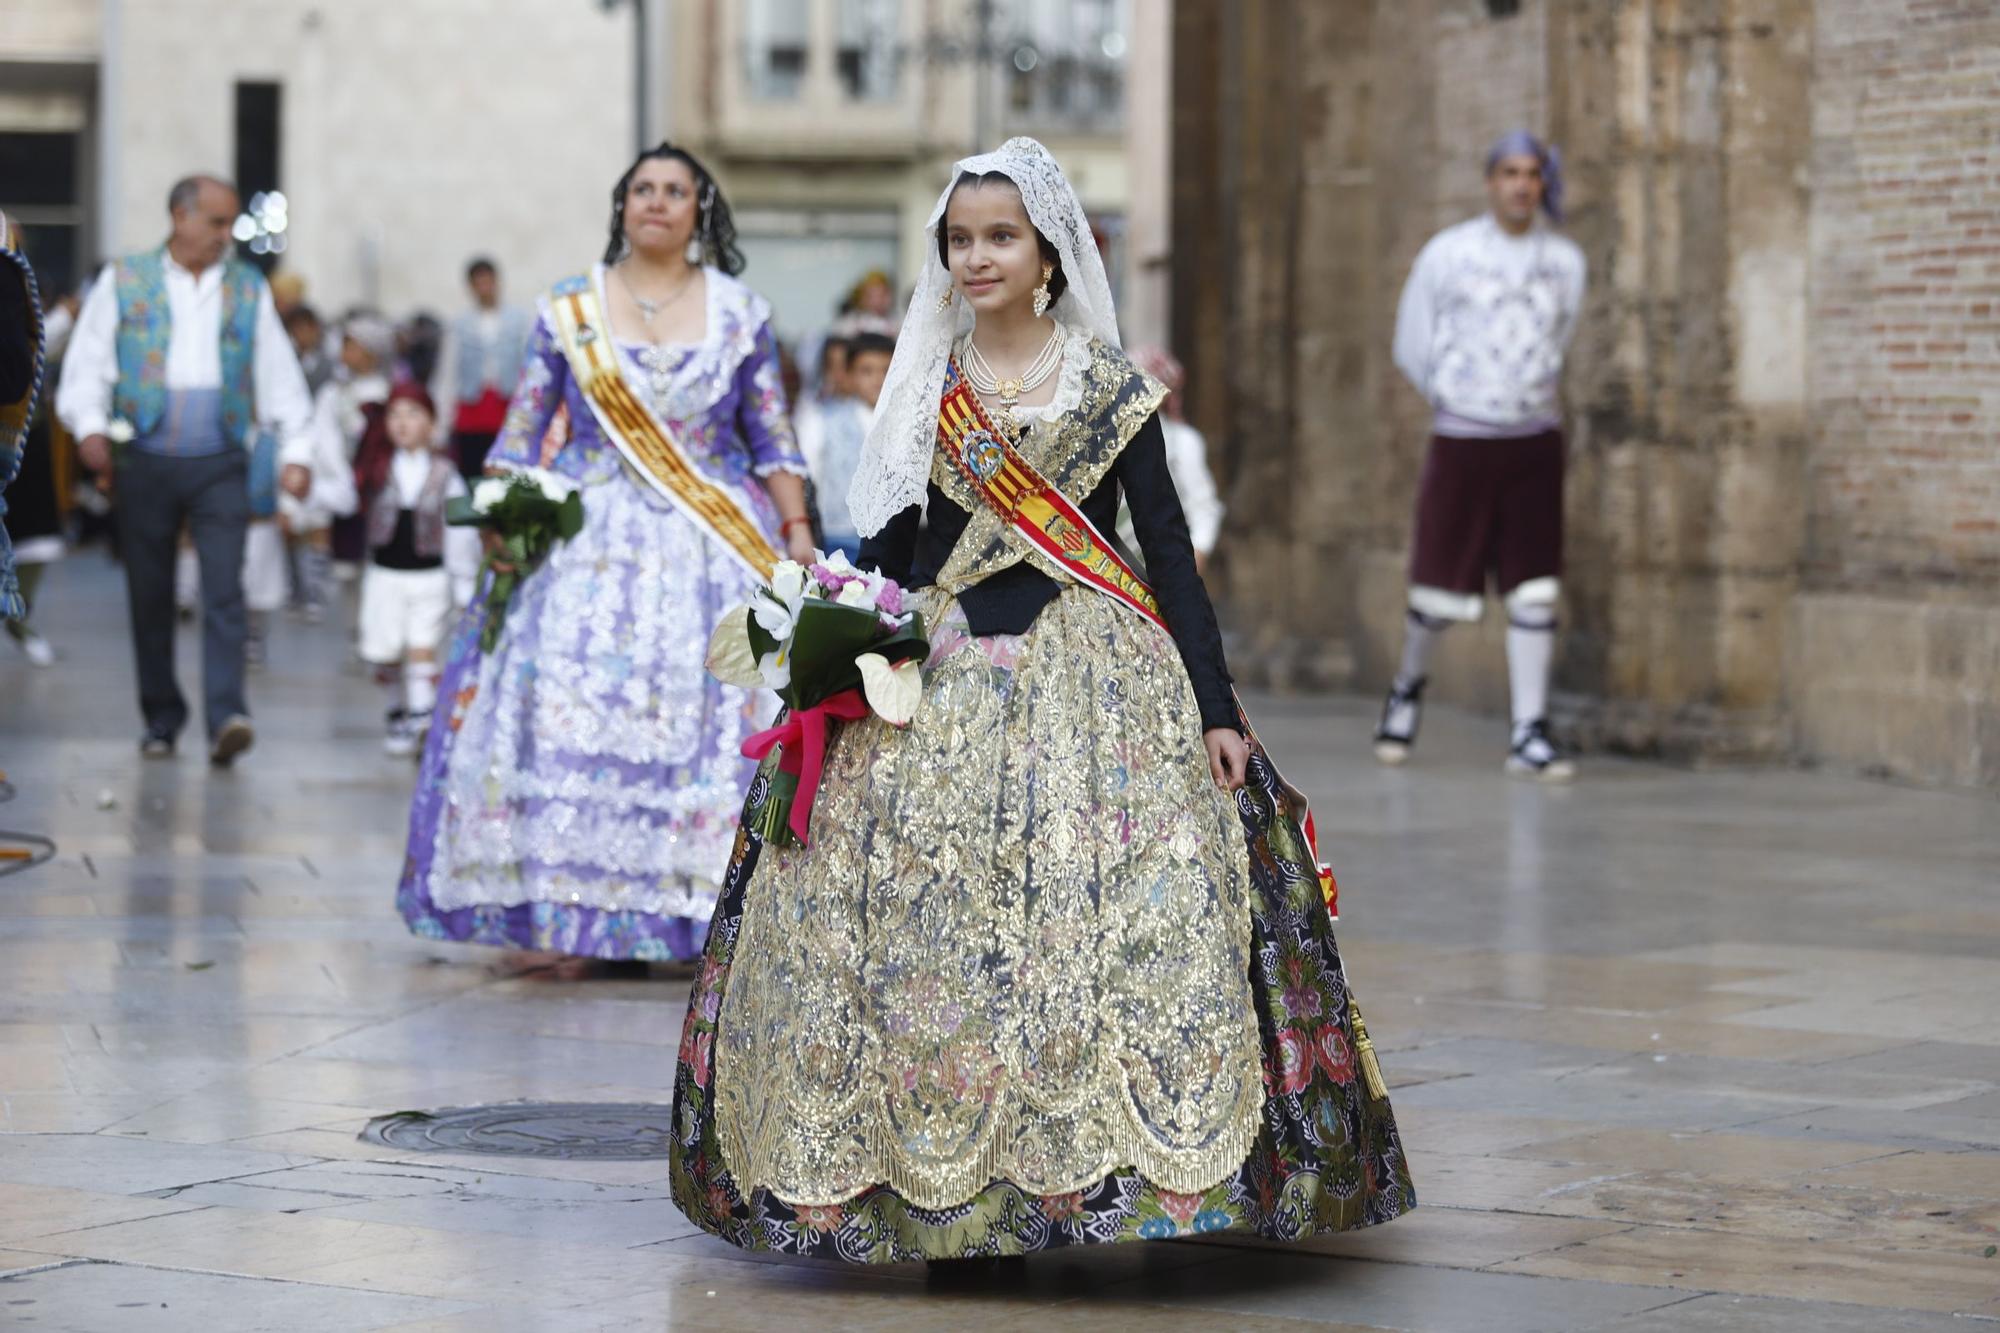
[821,548,860,578]
[856,652,923,726]
[703,604,764,688]
[835,579,875,610]
[472,477,512,511]
[757,646,791,691]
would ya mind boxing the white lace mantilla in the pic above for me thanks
[850,137,1123,537]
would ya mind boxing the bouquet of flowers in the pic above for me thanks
[706,550,928,846]
[445,467,584,653]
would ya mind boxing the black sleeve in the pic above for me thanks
[0,258,34,406]
[856,503,922,584]
[1115,414,1239,734]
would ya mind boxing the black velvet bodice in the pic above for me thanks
[858,414,1238,734]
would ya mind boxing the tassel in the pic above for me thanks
[1349,995,1388,1102]
[751,768,799,848]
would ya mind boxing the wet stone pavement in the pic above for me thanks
[1,555,1997,1332]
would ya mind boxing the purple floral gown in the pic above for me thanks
[397,266,803,960]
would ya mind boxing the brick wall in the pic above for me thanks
[1809,0,2000,590]
[1796,0,2000,786]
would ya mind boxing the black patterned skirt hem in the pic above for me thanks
[666,746,1417,1264]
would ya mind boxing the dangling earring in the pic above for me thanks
[937,285,956,312]
[687,183,715,268]
[1032,264,1054,318]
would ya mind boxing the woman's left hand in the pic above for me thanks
[785,528,816,565]
[1204,727,1250,792]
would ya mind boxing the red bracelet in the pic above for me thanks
[781,516,812,535]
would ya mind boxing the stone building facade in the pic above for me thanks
[1171,0,1999,789]
[0,0,637,315]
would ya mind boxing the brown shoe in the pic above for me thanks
[209,715,255,767]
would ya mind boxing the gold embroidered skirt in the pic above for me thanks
[710,585,1267,1210]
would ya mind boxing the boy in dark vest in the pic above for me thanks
[357,383,478,756]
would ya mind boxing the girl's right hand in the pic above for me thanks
[480,529,517,574]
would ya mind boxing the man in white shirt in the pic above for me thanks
[1375,131,1587,781]
[57,174,315,766]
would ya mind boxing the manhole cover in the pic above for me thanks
[359,1101,674,1160]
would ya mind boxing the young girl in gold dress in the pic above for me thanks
[669,138,1414,1263]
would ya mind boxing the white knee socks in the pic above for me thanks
[405,661,439,716]
[1395,609,1447,692]
[1505,604,1557,734]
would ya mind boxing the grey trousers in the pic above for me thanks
[116,448,250,739]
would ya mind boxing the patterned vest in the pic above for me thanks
[366,452,455,561]
[112,248,261,447]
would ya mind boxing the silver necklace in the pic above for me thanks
[614,261,699,329]
[961,324,1064,435]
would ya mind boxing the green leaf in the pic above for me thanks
[556,490,585,539]
[1986,1245,1997,1258]
[183,961,215,972]
[746,611,779,662]
[444,495,483,527]
[786,599,905,710]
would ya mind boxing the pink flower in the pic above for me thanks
[696,958,726,1021]
[1314,1025,1355,1085]
[1158,1191,1202,1225]
[797,1203,843,1232]
[1040,1192,1086,1221]
[678,1028,714,1088]
[1273,1027,1313,1096]
[876,581,905,617]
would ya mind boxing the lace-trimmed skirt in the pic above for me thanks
[669,586,1415,1262]
[397,466,771,961]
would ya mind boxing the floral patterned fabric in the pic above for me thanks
[397,267,803,961]
[668,599,1415,1260]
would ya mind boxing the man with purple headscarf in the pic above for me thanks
[1376,129,1588,780]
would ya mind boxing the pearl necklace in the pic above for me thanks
[961,324,1064,435]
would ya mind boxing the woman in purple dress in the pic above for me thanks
[397,145,814,974]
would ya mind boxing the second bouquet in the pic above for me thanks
[446,468,585,653]
[705,551,928,846]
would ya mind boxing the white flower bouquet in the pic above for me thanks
[445,467,584,653]
[706,550,929,845]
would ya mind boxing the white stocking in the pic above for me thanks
[1505,603,1556,733]
[405,661,439,716]
[1396,609,1447,692]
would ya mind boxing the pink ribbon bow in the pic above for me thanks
[740,687,872,845]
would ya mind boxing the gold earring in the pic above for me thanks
[1032,264,1054,318]
[937,286,955,312]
